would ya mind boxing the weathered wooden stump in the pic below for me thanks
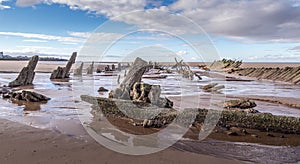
[8,55,39,87]
[50,52,77,79]
[86,62,94,75]
[173,58,201,80]
[74,62,83,76]
[109,57,173,108]
[120,57,150,89]
[117,63,121,71]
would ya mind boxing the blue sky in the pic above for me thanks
[0,0,300,62]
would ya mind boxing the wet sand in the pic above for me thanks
[240,62,300,68]
[0,118,238,164]
[1,61,300,163]
[1,61,299,73]
[0,61,67,73]
[102,116,300,147]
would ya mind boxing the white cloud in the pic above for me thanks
[168,0,300,42]
[13,0,300,43]
[111,7,201,35]
[0,0,10,9]
[16,45,55,52]
[16,0,146,17]
[15,0,42,7]
[1,32,83,58]
[0,31,85,43]
[23,39,48,43]
[106,0,300,43]
[248,53,300,61]
[68,31,91,38]
[176,50,188,56]
[68,31,126,41]
[5,45,77,58]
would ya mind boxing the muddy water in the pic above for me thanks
[0,71,300,163]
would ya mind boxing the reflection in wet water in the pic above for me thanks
[1,71,300,125]
[11,99,42,111]
[174,139,300,163]
[0,71,300,162]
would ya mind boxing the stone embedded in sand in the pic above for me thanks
[74,62,84,76]
[201,83,218,90]
[0,87,10,94]
[50,52,77,79]
[7,90,50,102]
[244,108,259,113]
[201,83,225,92]
[87,62,94,75]
[223,99,258,113]
[224,99,257,109]
[98,87,109,92]
[8,56,39,87]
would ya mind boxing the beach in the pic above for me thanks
[0,60,300,163]
[0,118,240,164]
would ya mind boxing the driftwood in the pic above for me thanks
[210,59,242,72]
[81,95,300,134]
[8,55,39,87]
[198,64,210,71]
[86,62,94,75]
[50,52,77,79]
[235,67,300,84]
[173,58,202,80]
[109,57,173,108]
[120,57,150,89]
[74,62,83,76]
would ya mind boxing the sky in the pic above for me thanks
[0,0,300,62]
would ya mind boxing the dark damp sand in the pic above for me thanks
[0,118,238,164]
[104,116,300,147]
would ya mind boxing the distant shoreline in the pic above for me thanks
[0,58,68,61]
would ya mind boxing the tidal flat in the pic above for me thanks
[0,60,300,163]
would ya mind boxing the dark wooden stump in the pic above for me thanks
[8,55,39,87]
